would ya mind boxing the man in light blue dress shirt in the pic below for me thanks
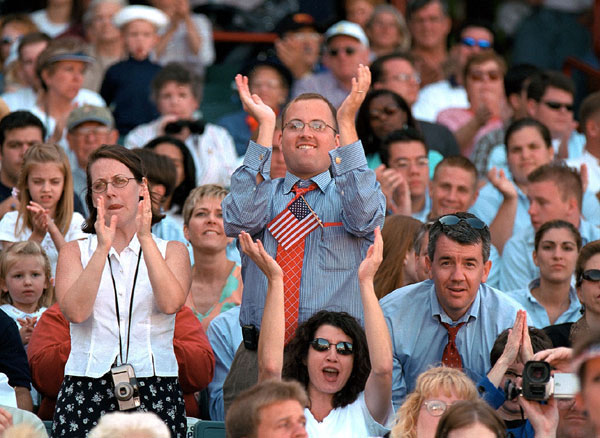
[501,163,600,291]
[380,212,521,408]
[206,306,242,421]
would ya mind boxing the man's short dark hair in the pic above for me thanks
[504,63,539,98]
[413,221,433,256]
[226,380,308,438]
[504,118,551,152]
[281,93,338,130]
[457,19,495,45]
[406,0,448,21]
[428,212,491,262]
[527,162,583,211]
[578,91,600,132]
[151,62,203,102]
[0,111,45,150]
[432,155,478,191]
[371,52,415,85]
[526,71,575,102]
[490,327,553,367]
[380,127,427,166]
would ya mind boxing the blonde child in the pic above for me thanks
[0,143,87,274]
[0,241,54,346]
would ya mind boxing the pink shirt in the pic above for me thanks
[436,108,503,157]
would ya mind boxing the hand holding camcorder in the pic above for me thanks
[504,361,579,401]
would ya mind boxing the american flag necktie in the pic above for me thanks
[440,322,466,369]
[268,182,319,344]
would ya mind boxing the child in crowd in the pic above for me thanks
[0,241,53,346]
[100,5,168,136]
[0,143,86,274]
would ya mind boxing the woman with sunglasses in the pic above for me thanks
[437,51,508,158]
[544,240,600,348]
[356,89,443,175]
[390,367,479,438]
[238,228,394,437]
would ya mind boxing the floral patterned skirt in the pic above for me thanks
[51,372,186,437]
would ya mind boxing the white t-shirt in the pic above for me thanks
[304,392,394,438]
[0,211,87,275]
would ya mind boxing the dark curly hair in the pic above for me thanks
[356,89,416,157]
[283,310,370,409]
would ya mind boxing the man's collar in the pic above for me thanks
[282,169,332,194]
[430,283,480,324]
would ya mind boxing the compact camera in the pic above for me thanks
[111,363,141,411]
[504,360,579,401]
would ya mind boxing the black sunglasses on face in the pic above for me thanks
[310,338,353,355]
[581,269,600,282]
[542,101,573,112]
[328,47,356,57]
[438,214,486,230]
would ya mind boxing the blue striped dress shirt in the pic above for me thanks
[222,140,386,329]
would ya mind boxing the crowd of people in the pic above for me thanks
[0,0,598,437]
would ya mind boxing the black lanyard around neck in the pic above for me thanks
[108,248,143,365]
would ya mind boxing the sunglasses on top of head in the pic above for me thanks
[580,269,600,283]
[438,214,487,230]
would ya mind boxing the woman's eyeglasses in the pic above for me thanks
[91,175,137,193]
[580,269,600,283]
[423,399,453,416]
[310,338,353,355]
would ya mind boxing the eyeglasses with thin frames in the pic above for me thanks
[422,400,454,417]
[387,72,421,84]
[283,119,338,134]
[91,175,137,193]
